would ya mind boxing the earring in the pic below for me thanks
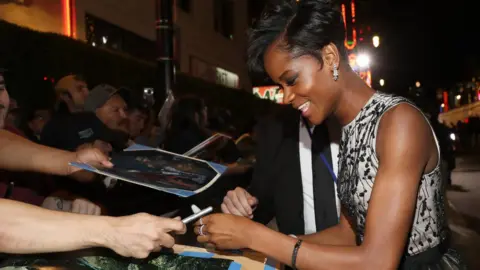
[333,64,339,81]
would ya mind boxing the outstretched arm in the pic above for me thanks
[0,198,109,253]
[0,199,186,258]
[0,130,111,177]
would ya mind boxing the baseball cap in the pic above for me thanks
[84,84,119,112]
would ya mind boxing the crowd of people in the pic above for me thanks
[0,67,255,256]
[0,0,470,269]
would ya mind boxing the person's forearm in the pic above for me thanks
[225,163,252,175]
[298,224,356,246]
[0,199,111,254]
[0,130,74,176]
[247,223,365,270]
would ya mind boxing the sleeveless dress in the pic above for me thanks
[337,92,466,269]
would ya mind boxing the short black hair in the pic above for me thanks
[247,0,346,77]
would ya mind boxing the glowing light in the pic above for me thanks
[348,53,357,68]
[359,70,372,87]
[356,54,370,68]
[62,0,71,36]
[441,103,445,108]
[415,81,421,88]
[341,2,357,50]
[450,133,456,141]
[443,92,449,112]
[351,0,356,23]
[92,42,96,47]
[62,0,76,38]
[379,79,385,86]
[71,0,76,38]
[102,36,108,44]
[373,35,380,48]
[43,76,48,81]
[456,94,461,100]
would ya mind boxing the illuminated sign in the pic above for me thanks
[341,0,357,50]
[252,86,284,104]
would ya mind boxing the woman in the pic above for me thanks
[193,0,465,269]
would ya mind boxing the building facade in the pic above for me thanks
[0,0,249,89]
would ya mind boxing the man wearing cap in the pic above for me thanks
[84,84,130,135]
[40,84,131,202]
[41,84,131,153]
[54,75,89,115]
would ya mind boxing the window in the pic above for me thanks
[213,0,234,40]
[85,14,155,61]
[216,67,239,88]
[190,56,239,88]
[177,0,192,12]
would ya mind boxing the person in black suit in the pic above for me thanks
[221,107,339,236]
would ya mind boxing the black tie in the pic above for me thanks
[311,124,338,231]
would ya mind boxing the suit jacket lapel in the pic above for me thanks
[276,114,305,235]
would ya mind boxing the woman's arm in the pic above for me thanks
[298,210,356,246]
[200,104,435,269]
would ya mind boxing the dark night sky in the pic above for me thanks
[249,0,480,92]
[362,0,479,91]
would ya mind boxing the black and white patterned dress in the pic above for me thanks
[337,92,465,269]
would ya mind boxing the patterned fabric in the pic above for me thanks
[337,92,448,256]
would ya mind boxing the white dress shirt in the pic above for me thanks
[299,117,340,234]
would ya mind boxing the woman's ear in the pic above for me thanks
[321,43,341,71]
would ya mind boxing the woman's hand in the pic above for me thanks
[193,213,258,250]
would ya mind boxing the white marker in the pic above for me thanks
[182,206,213,224]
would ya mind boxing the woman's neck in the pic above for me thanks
[332,70,375,127]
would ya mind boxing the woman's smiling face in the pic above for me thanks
[263,41,341,125]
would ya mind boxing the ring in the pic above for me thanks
[199,224,206,236]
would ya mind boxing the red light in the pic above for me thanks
[359,37,364,41]
[344,29,357,50]
[443,91,449,112]
[342,1,357,51]
[51,78,55,83]
[63,0,76,38]
[351,0,356,23]
[43,76,48,81]
[464,118,469,123]
[62,0,71,36]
